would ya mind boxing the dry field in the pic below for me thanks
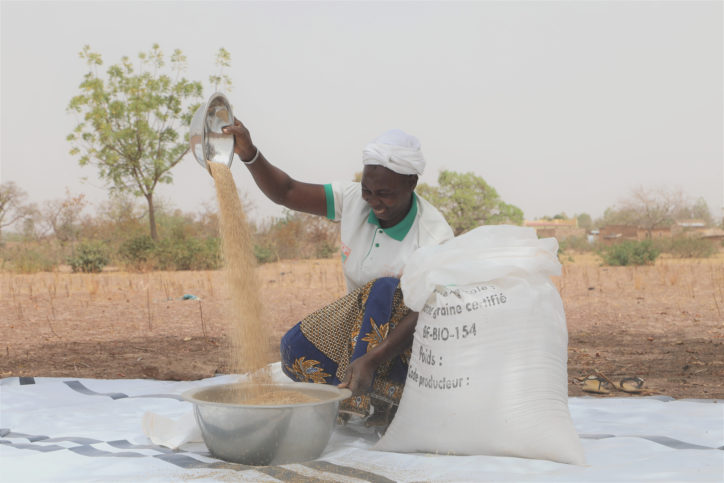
[1,255,722,398]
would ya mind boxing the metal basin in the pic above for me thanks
[189,92,235,173]
[182,382,351,466]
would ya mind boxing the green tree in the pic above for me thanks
[67,44,225,240]
[209,47,232,92]
[596,205,638,228]
[539,213,569,221]
[417,170,523,235]
[576,213,592,230]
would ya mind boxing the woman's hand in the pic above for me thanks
[338,310,419,396]
[222,118,257,162]
[338,355,376,396]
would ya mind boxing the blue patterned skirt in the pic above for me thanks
[280,277,411,416]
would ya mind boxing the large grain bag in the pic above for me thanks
[375,225,585,465]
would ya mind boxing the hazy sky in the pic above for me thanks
[2,1,722,224]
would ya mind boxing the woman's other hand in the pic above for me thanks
[222,118,257,162]
[338,355,376,396]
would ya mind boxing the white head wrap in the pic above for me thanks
[362,129,426,176]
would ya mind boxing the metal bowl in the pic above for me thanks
[189,92,235,172]
[181,382,351,465]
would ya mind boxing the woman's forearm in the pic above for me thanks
[223,119,327,216]
[338,310,419,394]
[367,310,419,366]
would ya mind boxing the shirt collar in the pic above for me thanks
[367,194,418,241]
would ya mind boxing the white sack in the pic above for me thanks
[375,225,586,465]
[400,225,561,312]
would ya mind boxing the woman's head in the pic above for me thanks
[361,165,417,228]
[360,129,425,227]
[362,129,426,176]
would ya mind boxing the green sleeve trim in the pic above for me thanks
[324,183,335,220]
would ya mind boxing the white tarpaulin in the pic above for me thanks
[1,364,722,482]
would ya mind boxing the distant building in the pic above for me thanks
[598,225,638,245]
[699,229,724,242]
[597,219,721,245]
[524,219,586,240]
[676,219,707,228]
[673,220,724,241]
[672,219,709,238]
[527,218,718,245]
[638,227,672,240]
[596,225,672,245]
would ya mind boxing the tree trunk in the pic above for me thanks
[146,194,158,241]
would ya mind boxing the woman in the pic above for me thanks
[223,121,453,421]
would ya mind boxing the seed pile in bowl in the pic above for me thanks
[231,388,320,406]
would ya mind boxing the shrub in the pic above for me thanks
[558,235,594,254]
[1,245,57,273]
[68,241,110,273]
[154,237,222,271]
[195,237,223,270]
[254,211,340,261]
[600,240,659,266]
[268,216,306,259]
[253,243,276,264]
[667,237,717,258]
[315,241,337,259]
[118,235,155,270]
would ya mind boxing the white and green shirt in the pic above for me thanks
[325,181,454,292]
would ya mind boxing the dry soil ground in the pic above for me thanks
[1,255,723,399]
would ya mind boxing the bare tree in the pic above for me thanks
[95,192,146,230]
[40,190,88,246]
[0,181,33,239]
[618,186,686,237]
[672,196,714,226]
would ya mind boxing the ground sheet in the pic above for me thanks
[1,364,722,482]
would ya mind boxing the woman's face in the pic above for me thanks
[360,165,417,228]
